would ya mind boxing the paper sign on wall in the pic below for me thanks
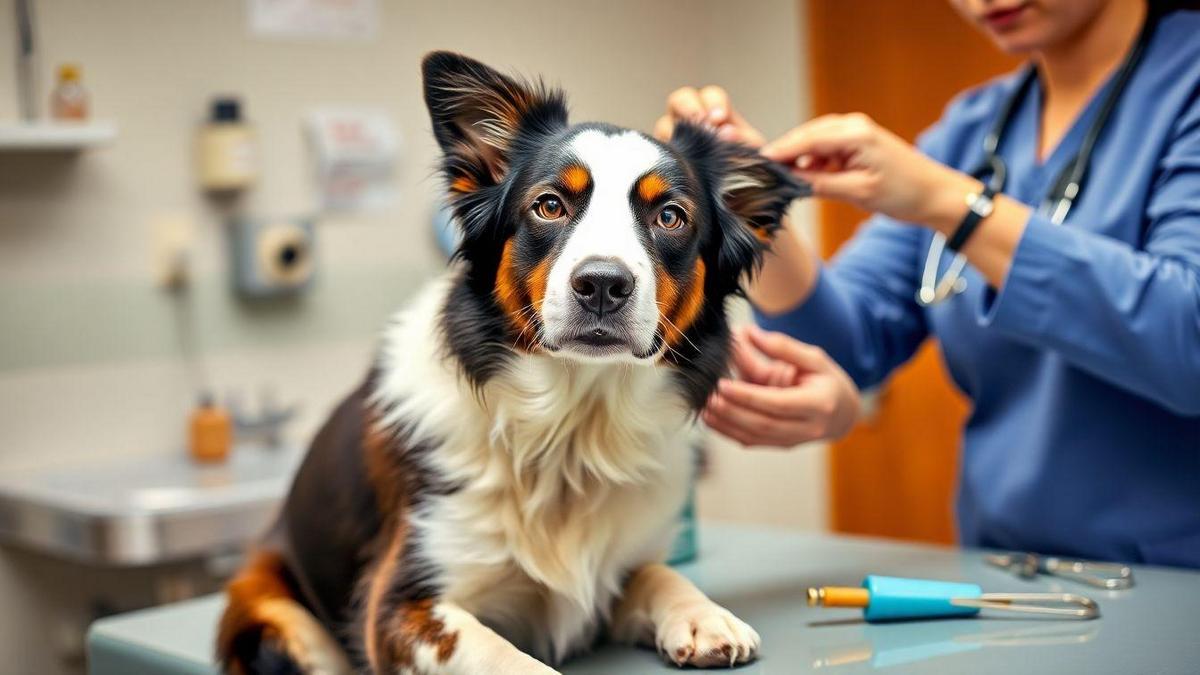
[305,108,399,213]
[249,0,378,41]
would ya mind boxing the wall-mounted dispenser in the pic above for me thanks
[229,217,315,298]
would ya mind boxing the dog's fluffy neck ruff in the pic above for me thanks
[372,276,693,660]
[376,273,687,497]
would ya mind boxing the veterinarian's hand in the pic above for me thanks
[761,113,981,230]
[703,326,861,448]
[655,85,765,147]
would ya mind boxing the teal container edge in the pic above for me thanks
[862,575,983,622]
[666,484,698,566]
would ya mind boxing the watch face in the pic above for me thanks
[972,194,995,217]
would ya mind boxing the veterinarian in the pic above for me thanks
[658,0,1200,567]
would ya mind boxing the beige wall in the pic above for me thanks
[691,0,827,534]
[0,1,821,671]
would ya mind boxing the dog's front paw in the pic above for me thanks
[655,601,760,668]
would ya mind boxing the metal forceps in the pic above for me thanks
[986,553,1135,590]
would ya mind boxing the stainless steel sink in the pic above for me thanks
[0,447,303,566]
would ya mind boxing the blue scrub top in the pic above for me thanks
[757,10,1200,567]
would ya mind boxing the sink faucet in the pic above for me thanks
[15,0,40,121]
[228,387,299,448]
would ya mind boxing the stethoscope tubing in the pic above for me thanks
[915,12,1159,307]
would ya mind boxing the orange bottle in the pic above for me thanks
[190,394,232,463]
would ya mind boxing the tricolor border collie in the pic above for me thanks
[217,51,805,674]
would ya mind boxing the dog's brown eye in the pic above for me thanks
[533,194,566,221]
[656,205,686,231]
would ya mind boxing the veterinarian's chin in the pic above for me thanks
[539,263,664,366]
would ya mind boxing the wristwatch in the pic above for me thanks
[946,184,997,252]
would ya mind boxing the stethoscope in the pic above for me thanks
[916,14,1158,307]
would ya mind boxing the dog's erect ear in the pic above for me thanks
[422,51,567,196]
[671,123,809,284]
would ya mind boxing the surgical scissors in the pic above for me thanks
[986,552,1135,590]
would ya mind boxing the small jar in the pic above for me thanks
[197,97,258,192]
[50,64,89,121]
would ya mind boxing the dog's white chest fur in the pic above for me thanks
[374,277,695,662]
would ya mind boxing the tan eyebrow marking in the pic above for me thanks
[636,172,670,202]
[561,165,591,194]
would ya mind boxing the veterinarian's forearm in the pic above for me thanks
[745,216,821,314]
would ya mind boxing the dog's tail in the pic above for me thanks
[215,549,350,675]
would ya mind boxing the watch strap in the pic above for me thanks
[946,184,997,252]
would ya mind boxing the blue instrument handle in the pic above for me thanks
[862,575,983,622]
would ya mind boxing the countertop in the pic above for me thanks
[88,523,1200,674]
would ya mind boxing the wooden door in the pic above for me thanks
[803,1,1018,543]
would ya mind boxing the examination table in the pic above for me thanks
[88,523,1200,674]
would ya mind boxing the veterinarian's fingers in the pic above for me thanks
[760,115,845,162]
[707,403,821,448]
[717,123,740,142]
[796,152,851,173]
[715,124,766,147]
[716,379,825,420]
[734,326,800,385]
[699,85,731,125]
[729,327,779,385]
[794,168,879,203]
[653,115,674,142]
[745,326,833,374]
[667,87,707,124]
[768,362,799,387]
[706,393,813,446]
[701,406,738,441]
[726,109,766,148]
[763,114,874,166]
[730,342,795,388]
[701,405,760,446]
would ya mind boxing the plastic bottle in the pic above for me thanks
[50,63,88,121]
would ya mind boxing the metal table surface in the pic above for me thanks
[88,523,1200,674]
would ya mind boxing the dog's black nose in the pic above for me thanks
[570,258,635,317]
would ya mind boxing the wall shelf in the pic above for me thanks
[0,121,117,151]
